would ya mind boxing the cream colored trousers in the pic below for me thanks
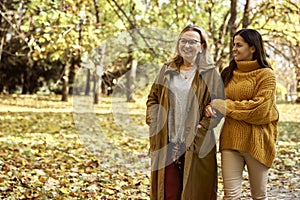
[221,150,269,200]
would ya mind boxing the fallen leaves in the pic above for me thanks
[0,95,299,199]
[0,108,150,199]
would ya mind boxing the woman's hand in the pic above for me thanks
[204,104,217,118]
[198,99,225,128]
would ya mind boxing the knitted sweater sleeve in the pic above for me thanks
[213,69,279,125]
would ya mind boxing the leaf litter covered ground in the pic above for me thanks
[0,94,299,199]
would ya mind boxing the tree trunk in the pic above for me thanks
[297,69,300,93]
[85,69,91,96]
[61,63,70,102]
[22,51,34,94]
[69,61,75,95]
[22,67,29,94]
[92,0,101,104]
[228,0,238,54]
[93,73,100,104]
[242,0,251,28]
[296,69,300,103]
[126,58,137,102]
[94,46,105,104]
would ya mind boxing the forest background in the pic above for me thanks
[0,0,299,199]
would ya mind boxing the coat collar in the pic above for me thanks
[164,64,214,76]
[236,60,260,72]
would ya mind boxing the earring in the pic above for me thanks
[199,47,202,53]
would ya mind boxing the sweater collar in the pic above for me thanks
[236,60,260,72]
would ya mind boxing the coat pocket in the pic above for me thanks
[193,127,208,155]
[149,123,157,152]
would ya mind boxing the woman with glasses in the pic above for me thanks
[146,24,224,199]
[205,29,279,199]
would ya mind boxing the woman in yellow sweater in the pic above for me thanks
[205,28,279,199]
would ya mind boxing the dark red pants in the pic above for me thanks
[164,146,185,200]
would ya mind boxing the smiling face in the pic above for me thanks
[232,35,256,61]
[178,31,202,64]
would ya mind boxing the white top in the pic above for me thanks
[168,66,196,143]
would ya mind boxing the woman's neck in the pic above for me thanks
[181,61,194,70]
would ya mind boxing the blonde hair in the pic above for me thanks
[167,24,214,69]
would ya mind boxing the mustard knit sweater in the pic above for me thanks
[213,60,279,168]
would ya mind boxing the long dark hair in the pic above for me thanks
[222,28,272,86]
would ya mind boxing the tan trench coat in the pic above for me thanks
[146,64,224,200]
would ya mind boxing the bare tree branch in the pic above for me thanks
[106,0,157,56]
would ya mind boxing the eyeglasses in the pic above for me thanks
[179,38,201,46]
